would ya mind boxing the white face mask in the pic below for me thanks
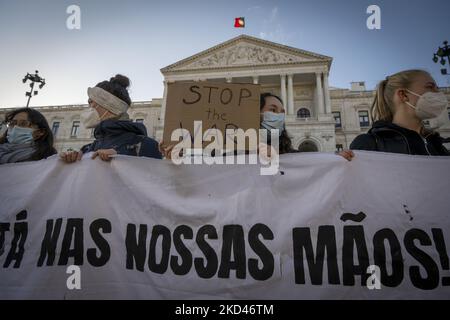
[81,108,105,129]
[405,89,448,120]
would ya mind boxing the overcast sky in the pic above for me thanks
[1,0,449,108]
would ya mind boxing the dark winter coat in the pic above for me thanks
[350,121,449,156]
[81,120,162,159]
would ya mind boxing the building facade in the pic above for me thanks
[1,35,450,152]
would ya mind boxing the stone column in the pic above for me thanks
[280,75,287,108]
[156,80,170,141]
[160,80,168,123]
[315,72,325,114]
[323,72,331,114]
[287,74,294,115]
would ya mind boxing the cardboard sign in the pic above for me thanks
[163,81,260,150]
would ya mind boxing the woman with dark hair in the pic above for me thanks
[61,74,161,163]
[259,92,295,154]
[259,92,353,160]
[0,107,57,164]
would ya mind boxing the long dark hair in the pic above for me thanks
[260,92,295,154]
[0,108,57,160]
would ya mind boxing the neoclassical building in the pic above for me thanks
[1,35,449,152]
[158,35,337,152]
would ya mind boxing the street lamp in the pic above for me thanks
[22,70,46,107]
[433,41,450,75]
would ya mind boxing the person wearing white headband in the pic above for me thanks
[347,70,449,157]
[60,74,161,163]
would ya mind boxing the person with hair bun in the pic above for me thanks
[60,74,161,163]
[349,69,449,156]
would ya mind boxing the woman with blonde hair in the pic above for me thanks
[350,69,449,155]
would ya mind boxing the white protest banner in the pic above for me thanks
[0,151,449,299]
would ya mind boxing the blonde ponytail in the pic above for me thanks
[371,79,392,122]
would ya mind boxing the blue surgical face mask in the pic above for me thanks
[7,126,34,144]
[261,111,285,135]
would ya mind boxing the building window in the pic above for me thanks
[358,110,370,127]
[336,144,343,152]
[297,108,311,118]
[52,122,60,136]
[332,112,342,128]
[71,121,80,137]
[135,118,144,123]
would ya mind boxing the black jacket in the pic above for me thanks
[81,120,162,159]
[350,121,449,156]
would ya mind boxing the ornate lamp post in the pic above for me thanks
[22,70,46,107]
[433,41,450,75]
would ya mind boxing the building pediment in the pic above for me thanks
[161,35,332,73]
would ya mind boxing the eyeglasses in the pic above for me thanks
[6,119,32,128]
